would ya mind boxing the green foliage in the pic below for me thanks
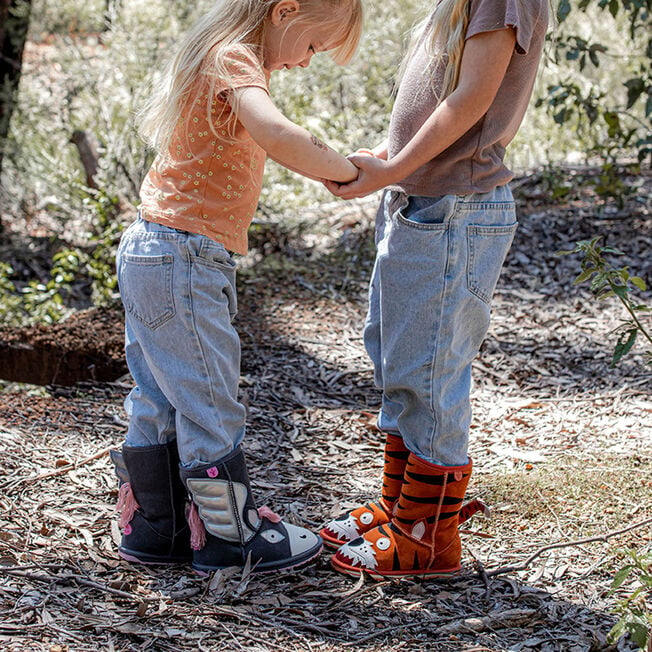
[28,0,106,34]
[0,255,72,327]
[539,164,576,199]
[537,0,651,202]
[79,190,122,305]
[559,237,651,366]
[607,547,652,650]
[560,236,651,650]
[0,239,118,328]
[0,185,121,327]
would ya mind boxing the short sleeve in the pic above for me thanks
[203,45,269,97]
[466,0,548,54]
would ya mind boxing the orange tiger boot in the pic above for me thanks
[331,453,472,579]
[320,433,409,549]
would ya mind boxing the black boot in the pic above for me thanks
[181,447,322,574]
[110,442,192,564]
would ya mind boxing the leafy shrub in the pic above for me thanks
[559,237,651,366]
[534,0,651,203]
[608,547,652,650]
[561,238,650,650]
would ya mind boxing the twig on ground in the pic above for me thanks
[0,567,155,602]
[486,516,652,577]
[2,445,115,490]
[437,608,539,635]
[341,615,462,647]
[468,547,491,597]
[205,604,340,639]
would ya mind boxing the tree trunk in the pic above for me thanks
[0,0,32,176]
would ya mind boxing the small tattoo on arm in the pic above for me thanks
[311,134,328,151]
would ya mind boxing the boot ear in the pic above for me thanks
[411,520,426,540]
[246,507,262,531]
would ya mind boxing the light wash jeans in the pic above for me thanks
[116,216,245,467]
[364,186,517,466]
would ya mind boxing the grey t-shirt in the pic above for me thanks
[387,0,549,196]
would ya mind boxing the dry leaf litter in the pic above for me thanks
[1,175,651,651]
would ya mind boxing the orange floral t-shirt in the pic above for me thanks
[139,46,269,255]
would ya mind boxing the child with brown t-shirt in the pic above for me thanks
[322,0,549,579]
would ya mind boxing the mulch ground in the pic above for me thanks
[0,174,651,651]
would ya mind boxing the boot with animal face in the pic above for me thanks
[181,446,322,574]
[332,453,472,579]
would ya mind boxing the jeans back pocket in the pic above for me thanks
[467,223,518,304]
[119,253,176,329]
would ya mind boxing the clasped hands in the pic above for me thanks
[323,149,393,200]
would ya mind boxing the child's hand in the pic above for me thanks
[324,152,393,199]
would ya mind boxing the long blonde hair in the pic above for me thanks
[139,0,363,152]
[399,0,470,100]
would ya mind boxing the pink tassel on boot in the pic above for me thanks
[258,505,281,523]
[187,502,207,551]
[116,482,140,533]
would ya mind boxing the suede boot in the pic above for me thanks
[181,447,322,574]
[321,435,487,549]
[320,433,409,548]
[111,442,192,564]
[332,453,472,579]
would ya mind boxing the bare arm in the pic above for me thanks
[325,28,517,198]
[233,86,358,183]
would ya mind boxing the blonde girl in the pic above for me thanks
[322,0,549,579]
[111,0,362,575]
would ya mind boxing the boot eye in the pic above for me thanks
[359,512,374,525]
[376,537,391,551]
[261,530,286,544]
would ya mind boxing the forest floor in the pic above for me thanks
[0,172,651,651]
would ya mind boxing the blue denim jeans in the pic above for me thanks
[364,186,517,466]
[116,216,245,467]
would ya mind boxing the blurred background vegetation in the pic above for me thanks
[0,0,650,325]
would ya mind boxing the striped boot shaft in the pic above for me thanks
[332,453,472,579]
